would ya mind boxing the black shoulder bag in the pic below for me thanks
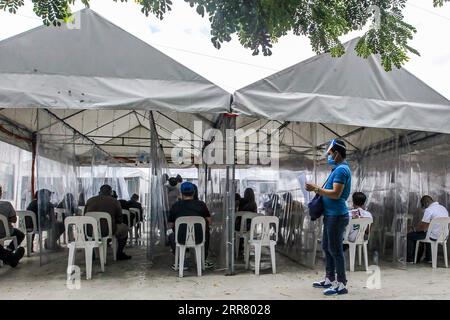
[307,172,333,221]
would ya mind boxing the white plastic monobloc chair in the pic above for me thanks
[174,216,205,278]
[138,208,144,239]
[382,214,413,255]
[141,207,147,234]
[129,208,141,245]
[78,206,85,215]
[415,217,450,269]
[85,212,117,263]
[122,209,134,245]
[236,212,259,259]
[16,210,37,257]
[65,216,105,280]
[234,211,245,258]
[245,216,279,275]
[0,214,17,249]
[343,217,373,272]
[0,214,18,267]
[54,208,65,222]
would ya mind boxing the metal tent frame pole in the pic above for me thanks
[148,111,158,262]
[224,114,236,275]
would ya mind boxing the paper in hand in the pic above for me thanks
[297,172,310,203]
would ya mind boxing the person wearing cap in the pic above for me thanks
[26,189,65,250]
[0,185,25,251]
[167,181,214,270]
[306,139,352,295]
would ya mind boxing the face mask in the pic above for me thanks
[327,153,336,166]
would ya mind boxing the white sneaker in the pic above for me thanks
[312,278,333,288]
[323,282,348,295]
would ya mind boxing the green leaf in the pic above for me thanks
[196,4,204,17]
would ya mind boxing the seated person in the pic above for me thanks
[168,182,213,270]
[192,184,199,201]
[263,194,281,216]
[166,177,180,208]
[117,196,133,225]
[239,188,257,213]
[235,193,241,213]
[84,185,131,260]
[0,244,24,268]
[407,195,449,263]
[162,173,169,184]
[176,175,183,190]
[128,194,143,232]
[0,185,25,250]
[78,189,86,207]
[236,189,259,255]
[345,192,372,249]
[128,194,143,222]
[57,193,78,218]
[27,189,65,250]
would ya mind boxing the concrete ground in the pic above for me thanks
[1,244,450,300]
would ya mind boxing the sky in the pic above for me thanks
[0,0,449,98]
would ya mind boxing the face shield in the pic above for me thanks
[325,139,347,155]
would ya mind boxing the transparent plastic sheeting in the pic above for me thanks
[201,116,235,271]
[0,140,33,210]
[151,120,450,270]
[35,109,131,265]
[239,125,449,269]
[2,107,448,270]
[345,128,450,268]
[236,168,321,269]
[35,109,78,265]
[148,112,170,261]
[202,166,228,269]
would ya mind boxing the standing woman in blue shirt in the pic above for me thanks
[306,139,352,295]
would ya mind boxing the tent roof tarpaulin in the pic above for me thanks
[0,8,231,114]
[233,38,450,134]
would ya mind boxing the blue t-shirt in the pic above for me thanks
[322,162,352,216]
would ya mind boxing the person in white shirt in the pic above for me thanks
[344,192,372,250]
[407,195,449,263]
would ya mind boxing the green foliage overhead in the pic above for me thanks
[1,0,448,71]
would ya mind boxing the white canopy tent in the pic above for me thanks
[0,12,448,270]
[229,39,450,269]
[0,8,231,165]
[0,8,230,114]
[233,38,450,135]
